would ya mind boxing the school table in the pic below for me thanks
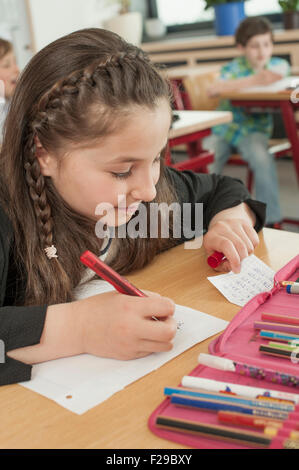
[169,110,232,140]
[220,88,299,185]
[0,227,298,449]
[167,110,232,171]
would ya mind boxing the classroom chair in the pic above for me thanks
[167,78,214,172]
[166,130,214,172]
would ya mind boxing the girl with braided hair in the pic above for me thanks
[0,28,265,385]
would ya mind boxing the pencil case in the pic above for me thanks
[148,254,299,449]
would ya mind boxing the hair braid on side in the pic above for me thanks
[24,128,54,250]
[23,126,73,304]
[39,71,83,110]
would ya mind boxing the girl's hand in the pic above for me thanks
[203,217,259,274]
[74,290,177,360]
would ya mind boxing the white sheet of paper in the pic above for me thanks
[207,255,275,307]
[20,280,228,414]
[242,75,299,93]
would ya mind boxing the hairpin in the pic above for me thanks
[44,245,58,259]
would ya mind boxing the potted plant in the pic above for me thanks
[103,0,143,45]
[204,0,246,36]
[279,0,299,29]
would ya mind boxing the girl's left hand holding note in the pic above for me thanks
[203,203,259,273]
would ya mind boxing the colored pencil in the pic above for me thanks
[164,386,294,411]
[170,394,290,420]
[268,341,299,351]
[259,344,299,360]
[217,412,299,440]
[217,410,285,429]
[260,329,299,343]
[261,312,299,326]
[155,415,299,448]
[254,320,299,335]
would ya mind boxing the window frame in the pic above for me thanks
[146,0,282,35]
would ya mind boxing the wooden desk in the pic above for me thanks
[0,228,298,449]
[220,88,299,184]
[169,110,232,140]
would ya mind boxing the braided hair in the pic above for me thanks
[0,28,177,306]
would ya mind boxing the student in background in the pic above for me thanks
[203,17,290,228]
[0,28,265,386]
[0,38,19,144]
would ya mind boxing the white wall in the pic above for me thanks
[28,0,120,52]
[0,0,34,68]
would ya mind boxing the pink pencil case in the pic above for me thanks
[148,254,299,449]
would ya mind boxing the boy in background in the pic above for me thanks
[0,38,19,144]
[203,17,290,227]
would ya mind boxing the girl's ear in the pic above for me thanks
[236,43,245,54]
[34,136,57,176]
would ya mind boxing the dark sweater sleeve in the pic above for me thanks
[0,208,47,385]
[165,167,266,234]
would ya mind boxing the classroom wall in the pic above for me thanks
[28,0,115,51]
[28,0,147,52]
[0,0,33,68]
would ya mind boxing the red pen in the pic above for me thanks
[80,250,159,320]
[207,251,226,268]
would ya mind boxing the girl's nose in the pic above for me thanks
[130,173,157,203]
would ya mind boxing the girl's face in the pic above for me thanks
[37,99,172,227]
[239,32,273,71]
[0,51,19,99]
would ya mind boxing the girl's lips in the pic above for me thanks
[118,206,139,213]
[116,203,141,214]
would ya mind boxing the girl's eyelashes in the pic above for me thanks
[111,154,161,180]
[111,168,132,180]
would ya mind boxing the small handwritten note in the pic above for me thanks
[207,255,275,307]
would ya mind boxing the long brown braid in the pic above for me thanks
[24,132,54,250]
[0,28,177,306]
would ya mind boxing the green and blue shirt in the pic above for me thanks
[212,56,290,146]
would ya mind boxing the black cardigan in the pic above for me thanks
[0,168,266,385]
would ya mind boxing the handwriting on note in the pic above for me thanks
[207,255,275,306]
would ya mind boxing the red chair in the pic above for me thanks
[166,132,214,172]
[167,79,214,172]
